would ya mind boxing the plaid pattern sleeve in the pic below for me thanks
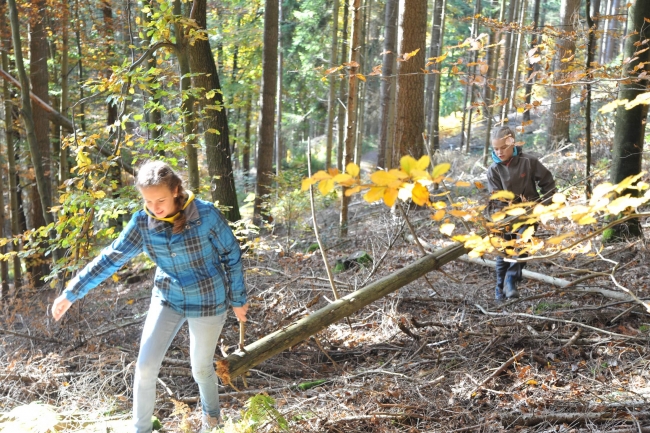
[64,213,144,302]
[209,207,247,307]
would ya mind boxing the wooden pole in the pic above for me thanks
[217,242,468,381]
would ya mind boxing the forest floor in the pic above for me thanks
[2,186,650,432]
[2,113,649,432]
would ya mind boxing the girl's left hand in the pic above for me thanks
[233,303,249,322]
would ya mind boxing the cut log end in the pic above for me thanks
[216,359,231,384]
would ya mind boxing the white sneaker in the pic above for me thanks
[201,413,223,433]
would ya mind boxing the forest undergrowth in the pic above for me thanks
[2,145,650,433]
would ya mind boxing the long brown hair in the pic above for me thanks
[136,160,189,234]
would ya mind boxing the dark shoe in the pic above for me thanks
[504,279,519,299]
[495,286,505,302]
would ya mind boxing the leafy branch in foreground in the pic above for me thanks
[302,156,650,260]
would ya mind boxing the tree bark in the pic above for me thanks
[584,0,600,198]
[1,0,21,291]
[340,0,362,237]
[189,0,240,222]
[392,0,427,165]
[546,0,580,150]
[429,0,446,152]
[609,0,650,239]
[336,0,349,172]
[507,0,527,115]
[59,0,70,183]
[217,242,469,381]
[252,0,278,225]
[498,0,517,123]
[376,0,398,169]
[275,1,283,178]
[325,0,340,169]
[243,94,252,176]
[173,0,199,192]
[142,0,163,151]
[522,0,541,123]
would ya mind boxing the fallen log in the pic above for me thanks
[0,67,135,176]
[217,242,469,382]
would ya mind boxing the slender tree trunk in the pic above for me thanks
[605,0,620,63]
[1,61,22,291]
[325,0,339,169]
[498,0,517,123]
[59,0,70,183]
[584,0,600,198]
[173,0,199,192]
[599,0,611,64]
[336,0,349,171]
[429,0,446,152]
[392,0,427,165]
[243,93,252,176]
[483,27,497,166]
[253,0,278,225]
[376,0,398,169]
[275,0,283,178]
[355,0,371,165]
[74,0,85,131]
[340,0,362,238]
[546,0,580,150]
[522,0,541,123]
[507,0,527,115]
[7,0,54,250]
[189,0,240,221]
[460,0,481,154]
[142,0,163,150]
[608,0,650,239]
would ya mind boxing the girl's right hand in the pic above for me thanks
[52,295,72,321]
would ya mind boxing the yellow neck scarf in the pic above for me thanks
[144,191,195,222]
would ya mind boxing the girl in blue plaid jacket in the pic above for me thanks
[51,161,248,433]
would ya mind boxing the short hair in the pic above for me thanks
[492,126,516,142]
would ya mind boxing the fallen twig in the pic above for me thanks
[469,349,524,397]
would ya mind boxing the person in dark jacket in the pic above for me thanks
[486,126,556,301]
[51,160,248,433]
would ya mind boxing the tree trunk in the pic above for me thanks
[243,94,252,176]
[608,0,650,239]
[275,1,283,178]
[189,0,240,222]
[173,0,199,192]
[74,0,85,131]
[217,242,469,381]
[8,0,54,288]
[355,0,371,166]
[253,0,278,225]
[482,27,497,166]
[507,0,527,115]
[522,0,541,123]
[1,0,22,291]
[142,0,163,151]
[336,0,349,172]
[392,0,427,165]
[429,0,446,152]
[376,0,398,169]
[546,0,580,150]
[498,0,517,123]
[584,0,600,198]
[325,0,339,169]
[604,0,620,64]
[340,0,362,238]
[460,0,481,154]
[59,0,70,183]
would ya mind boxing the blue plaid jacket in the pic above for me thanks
[63,198,247,317]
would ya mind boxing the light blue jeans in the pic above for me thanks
[133,301,226,433]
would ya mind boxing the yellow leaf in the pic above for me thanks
[506,208,527,216]
[440,223,455,236]
[432,201,447,210]
[578,215,597,225]
[415,155,430,171]
[318,179,335,195]
[455,181,471,187]
[624,91,650,110]
[432,210,446,221]
[400,155,418,174]
[591,182,615,202]
[333,173,353,184]
[490,211,507,222]
[490,190,515,201]
[301,177,318,191]
[345,185,363,196]
[552,193,566,204]
[474,181,485,189]
[526,379,538,386]
[127,299,135,305]
[449,209,468,218]
[411,182,430,206]
[613,172,645,193]
[370,170,402,188]
[599,98,628,114]
[312,170,332,181]
[356,73,366,82]
[92,190,106,199]
[327,167,340,177]
[346,162,360,177]
[546,232,575,245]
[384,187,399,207]
[364,186,386,203]
[521,225,535,242]
[432,162,451,179]
[111,274,120,282]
